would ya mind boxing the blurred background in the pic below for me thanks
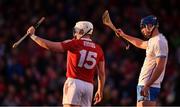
[0,0,179,106]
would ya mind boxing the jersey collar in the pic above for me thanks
[80,38,92,41]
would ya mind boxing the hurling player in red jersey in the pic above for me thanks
[27,21,105,107]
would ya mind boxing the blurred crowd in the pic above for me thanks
[0,0,179,106]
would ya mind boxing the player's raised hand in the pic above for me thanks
[27,26,35,36]
[116,28,126,37]
[93,90,103,105]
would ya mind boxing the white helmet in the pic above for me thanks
[73,21,93,39]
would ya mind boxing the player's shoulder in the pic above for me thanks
[87,40,101,48]
[95,43,102,49]
[62,39,73,43]
[93,42,104,53]
[63,39,79,44]
[156,34,168,44]
[150,34,167,44]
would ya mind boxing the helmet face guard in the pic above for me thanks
[140,15,159,39]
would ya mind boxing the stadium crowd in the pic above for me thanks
[0,0,179,106]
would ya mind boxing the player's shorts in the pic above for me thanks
[62,78,93,106]
[137,85,160,102]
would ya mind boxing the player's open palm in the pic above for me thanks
[93,90,103,105]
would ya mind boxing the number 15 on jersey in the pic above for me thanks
[78,49,97,69]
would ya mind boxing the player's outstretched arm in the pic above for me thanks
[94,61,105,105]
[27,26,65,52]
[116,29,147,49]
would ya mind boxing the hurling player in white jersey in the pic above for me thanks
[116,15,168,106]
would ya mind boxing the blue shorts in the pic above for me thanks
[137,85,160,102]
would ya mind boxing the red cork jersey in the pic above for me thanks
[61,38,104,83]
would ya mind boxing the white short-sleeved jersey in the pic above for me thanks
[138,34,168,88]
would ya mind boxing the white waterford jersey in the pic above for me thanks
[138,34,168,88]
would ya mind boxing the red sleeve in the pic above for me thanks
[61,39,76,51]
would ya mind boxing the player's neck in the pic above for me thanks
[152,28,160,37]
